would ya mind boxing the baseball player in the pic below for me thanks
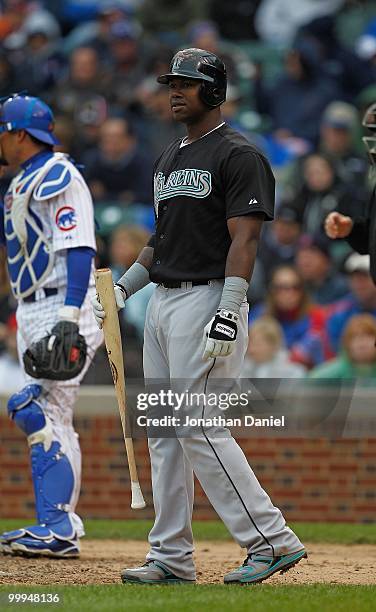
[0,94,102,558]
[325,102,376,280]
[93,49,306,584]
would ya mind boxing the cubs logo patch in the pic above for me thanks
[56,206,77,231]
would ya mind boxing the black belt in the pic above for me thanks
[159,280,215,289]
[23,287,58,303]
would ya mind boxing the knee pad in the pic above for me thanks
[7,384,52,451]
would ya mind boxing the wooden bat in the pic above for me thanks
[94,268,146,510]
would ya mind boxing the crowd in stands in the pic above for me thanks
[0,0,375,388]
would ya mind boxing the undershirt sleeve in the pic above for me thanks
[223,151,275,221]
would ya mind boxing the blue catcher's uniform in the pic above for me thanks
[0,95,102,558]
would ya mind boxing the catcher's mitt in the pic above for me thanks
[23,320,87,381]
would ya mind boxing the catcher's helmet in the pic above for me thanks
[362,102,376,166]
[157,48,227,108]
[0,93,60,145]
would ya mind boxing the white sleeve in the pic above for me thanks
[49,174,96,252]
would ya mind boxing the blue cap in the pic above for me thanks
[0,94,60,145]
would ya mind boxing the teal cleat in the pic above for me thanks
[121,560,196,585]
[224,549,307,584]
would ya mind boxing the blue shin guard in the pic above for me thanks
[1,385,80,557]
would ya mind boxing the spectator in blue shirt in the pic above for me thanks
[326,253,376,353]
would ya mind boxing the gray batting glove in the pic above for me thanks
[202,309,239,360]
[91,284,127,329]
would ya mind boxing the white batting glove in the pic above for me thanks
[91,284,127,329]
[202,309,239,360]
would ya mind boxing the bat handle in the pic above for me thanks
[125,437,146,509]
[131,481,146,509]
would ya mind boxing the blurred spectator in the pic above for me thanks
[254,38,340,146]
[7,10,65,97]
[326,253,376,353]
[107,20,147,107]
[137,82,185,159]
[257,204,302,284]
[0,313,24,393]
[208,0,262,41]
[295,234,349,305]
[83,117,153,204]
[110,225,154,341]
[250,265,330,368]
[53,116,78,157]
[0,0,34,43]
[0,249,16,354]
[297,15,376,101]
[138,0,203,42]
[319,101,369,191]
[0,50,18,97]
[254,0,345,47]
[186,20,254,86]
[284,153,363,261]
[241,317,306,378]
[51,46,110,155]
[356,18,376,68]
[310,314,376,379]
[63,1,140,58]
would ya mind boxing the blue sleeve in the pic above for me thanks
[65,246,95,308]
[0,203,5,246]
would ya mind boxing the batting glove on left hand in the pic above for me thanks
[91,284,127,329]
[202,309,239,360]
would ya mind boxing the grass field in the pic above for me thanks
[1,519,376,544]
[0,584,375,612]
[1,520,375,612]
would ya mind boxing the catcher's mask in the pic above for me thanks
[362,102,376,166]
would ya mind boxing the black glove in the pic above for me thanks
[23,320,87,381]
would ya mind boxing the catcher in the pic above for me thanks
[0,94,102,557]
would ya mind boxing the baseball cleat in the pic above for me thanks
[0,525,80,559]
[0,533,14,555]
[224,548,307,584]
[121,560,196,585]
[10,537,80,558]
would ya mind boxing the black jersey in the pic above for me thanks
[148,123,275,283]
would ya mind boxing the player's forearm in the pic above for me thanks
[219,238,256,313]
[225,234,259,282]
[116,246,154,298]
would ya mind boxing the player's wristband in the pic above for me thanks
[58,305,80,324]
[217,276,249,314]
[117,262,151,298]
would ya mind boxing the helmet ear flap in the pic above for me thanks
[199,82,226,108]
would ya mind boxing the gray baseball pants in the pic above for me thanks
[143,281,303,580]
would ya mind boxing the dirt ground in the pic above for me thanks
[0,541,375,586]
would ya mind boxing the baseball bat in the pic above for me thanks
[94,268,146,510]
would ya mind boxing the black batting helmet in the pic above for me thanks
[157,48,227,108]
